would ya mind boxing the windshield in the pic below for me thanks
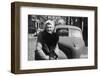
[56,28,69,36]
[56,28,82,38]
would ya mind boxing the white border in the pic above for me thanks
[20,6,95,70]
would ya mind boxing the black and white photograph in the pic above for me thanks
[11,2,97,73]
[28,15,88,60]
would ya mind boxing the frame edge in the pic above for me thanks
[11,2,98,74]
[11,2,16,73]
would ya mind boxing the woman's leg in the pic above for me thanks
[55,45,68,59]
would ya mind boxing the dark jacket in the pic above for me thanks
[35,30,59,60]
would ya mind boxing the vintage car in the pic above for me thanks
[55,25,86,59]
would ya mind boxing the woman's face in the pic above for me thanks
[46,23,55,34]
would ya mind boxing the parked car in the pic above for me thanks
[55,25,86,59]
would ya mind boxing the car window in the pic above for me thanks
[70,29,82,38]
[56,28,69,36]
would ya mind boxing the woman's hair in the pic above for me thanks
[44,20,55,30]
